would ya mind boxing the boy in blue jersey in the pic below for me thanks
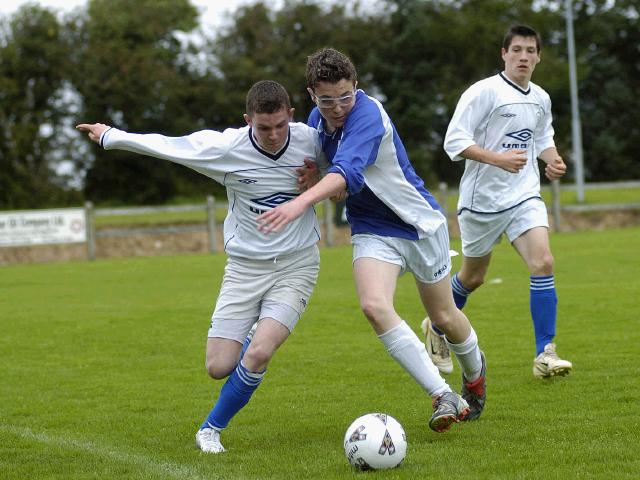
[78,80,326,453]
[258,48,487,428]
[442,25,572,379]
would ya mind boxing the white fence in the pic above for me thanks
[2,181,638,263]
[85,196,218,260]
[84,197,336,261]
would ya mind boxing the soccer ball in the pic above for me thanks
[343,413,407,470]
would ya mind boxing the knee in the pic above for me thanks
[430,308,458,333]
[205,358,235,380]
[461,272,484,291]
[359,297,392,323]
[530,253,554,276]
[242,342,274,371]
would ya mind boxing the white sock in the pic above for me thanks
[446,328,483,381]
[378,321,450,397]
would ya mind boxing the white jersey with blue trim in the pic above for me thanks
[101,124,325,260]
[444,72,556,214]
[308,90,445,240]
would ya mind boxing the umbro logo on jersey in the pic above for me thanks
[506,129,533,142]
[249,192,299,215]
[503,128,532,149]
[501,113,516,118]
[252,192,299,208]
[238,178,258,184]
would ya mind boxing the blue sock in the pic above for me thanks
[451,273,471,310]
[240,332,252,359]
[530,275,557,355]
[200,360,265,430]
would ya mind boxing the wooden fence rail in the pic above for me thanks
[80,181,639,260]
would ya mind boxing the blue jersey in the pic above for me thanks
[308,90,445,240]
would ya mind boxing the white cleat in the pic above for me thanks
[421,317,454,375]
[195,427,226,453]
[533,343,573,379]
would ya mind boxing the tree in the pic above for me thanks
[69,0,221,204]
[569,0,640,180]
[209,1,385,126]
[0,4,77,208]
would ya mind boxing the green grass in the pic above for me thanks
[1,227,639,479]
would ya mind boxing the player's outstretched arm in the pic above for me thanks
[76,123,110,144]
[258,172,346,233]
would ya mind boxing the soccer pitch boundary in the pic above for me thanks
[1,424,212,480]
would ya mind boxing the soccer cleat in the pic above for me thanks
[533,343,573,379]
[461,351,486,421]
[195,427,226,453]
[428,391,470,433]
[421,317,454,375]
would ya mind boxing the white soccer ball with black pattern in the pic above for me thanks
[343,413,407,470]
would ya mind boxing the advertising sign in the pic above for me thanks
[0,208,87,247]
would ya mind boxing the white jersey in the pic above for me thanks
[101,123,326,260]
[444,72,556,213]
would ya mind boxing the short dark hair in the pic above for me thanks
[306,47,358,89]
[246,80,291,116]
[503,25,542,52]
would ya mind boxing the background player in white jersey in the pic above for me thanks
[440,25,572,379]
[77,80,326,453]
[258,48,487,428]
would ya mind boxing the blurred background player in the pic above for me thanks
[77,80,326,453]
[258,48,487,426]
[439,24,572,379]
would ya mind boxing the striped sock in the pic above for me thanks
[530,275,557,355]
[451,273,471,310]
[200,360,265,430]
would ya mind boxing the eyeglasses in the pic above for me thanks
[312,90,356,108]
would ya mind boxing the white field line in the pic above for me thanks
[1,424,214,480]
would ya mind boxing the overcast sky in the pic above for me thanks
[0,0,284,30]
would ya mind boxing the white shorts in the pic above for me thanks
[459,198,549,257]
[351,223,451,284]
[208,245,320,342]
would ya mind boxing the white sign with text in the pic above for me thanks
[0,208,87,247]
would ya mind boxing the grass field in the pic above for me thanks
[1,227,639,479]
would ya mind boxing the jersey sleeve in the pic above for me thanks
[326,98,385,195]
[534,92,556,157]
[444,82,494,161]
[100,127,236,180]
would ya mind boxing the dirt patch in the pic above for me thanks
[1,210,638,266]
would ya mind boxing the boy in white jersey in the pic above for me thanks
[438,25,572,379]
[77,80,326,453]
[258,48,487,429]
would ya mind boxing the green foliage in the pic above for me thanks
[1,227,639,478]
[1,0,639,208]
[571,0,640,180]
[0,4,77,208]
[69,0,223,204]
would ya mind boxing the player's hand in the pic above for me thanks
[257,201,306,233]
[545,155,567,181]
[494,149,528,173]
[76,123,110,144]
[296,158,320,192]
